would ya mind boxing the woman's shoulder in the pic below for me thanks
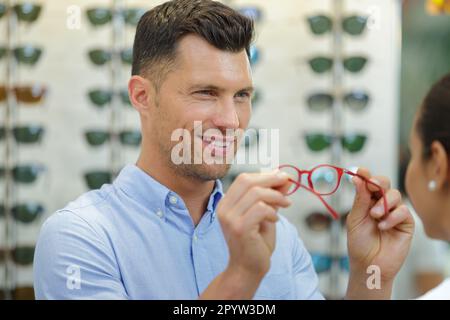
[418,278,450,300]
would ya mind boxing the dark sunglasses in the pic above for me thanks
[305,211,349,232]
[241,128,260,148]
[0,164,46,184]
[0,125,44,144]
[87,89,131,108]
[84,171,113,190]
[86,8,146,27]
[84,130,141,147]
[307,91,370,112]
[0,246,35,266]
[0,45,43,65]
[311,253,349,274]
[0,203,44,223]
[308,56,368,74]
[88,48,132,66]
[304,133,367,153]
[7,3,42,23]
[0,85,47,104]
[307,15,368,36]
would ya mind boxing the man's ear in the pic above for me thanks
[128,75,155,115]
[428,140,450,190]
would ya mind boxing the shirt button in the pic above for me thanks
[169,196,178,205]
[156,209,164,218]
[193,233,198,242]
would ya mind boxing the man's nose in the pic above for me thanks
[212,97,240,129]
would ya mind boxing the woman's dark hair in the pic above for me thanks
[416,73,450,158]
[132,0,254,88]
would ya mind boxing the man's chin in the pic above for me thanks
[182,163,231,181]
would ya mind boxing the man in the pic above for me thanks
[34,0,414,299]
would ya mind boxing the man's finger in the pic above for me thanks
[228,186,291,219]
[222,171,291,211]
[240,201,278,231]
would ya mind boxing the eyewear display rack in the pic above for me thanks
[328,0,346,300]
[104,0,126,182]
[2,0,35,300]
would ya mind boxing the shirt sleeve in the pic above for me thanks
[33,210,128,300]
[284,218,325,300]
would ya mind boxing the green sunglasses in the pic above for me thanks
[307,15,368,36]
[307,91,370,112]
[88,89,131,108]
[85,130,141,147]
[308,56,368,74]
[12,246,35,266]
[88,48,132,66]
[86,8,146,27]
[13,3,42,23]
[0,203,44,223]
[0,45,43,65]
[0,125,45,144]
[0,164,46,184]
[304,133,367,153]
[84,171,113,190]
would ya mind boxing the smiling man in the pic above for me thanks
[33,0,414,299]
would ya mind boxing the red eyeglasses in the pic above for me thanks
[279,164,388,220]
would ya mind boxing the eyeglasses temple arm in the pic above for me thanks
[288,178,340,220]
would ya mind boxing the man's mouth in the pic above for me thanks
[197,134,236,156]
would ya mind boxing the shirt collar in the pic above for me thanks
[114,164,224,219]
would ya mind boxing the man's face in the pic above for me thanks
[143,34,253,181]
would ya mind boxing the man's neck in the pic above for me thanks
[136,154,216,226]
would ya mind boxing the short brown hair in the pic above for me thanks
[132,0,254,88]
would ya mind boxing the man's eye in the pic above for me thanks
[195,90,215,96]
[236,92,251,99]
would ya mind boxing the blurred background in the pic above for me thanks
[0,0,449,300]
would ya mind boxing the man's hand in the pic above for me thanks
[346,168,415,299]
[199,170,292,300]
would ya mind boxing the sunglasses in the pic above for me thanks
[86,8,146,27]
[0,45,43,65]
[88,48,132,66]
[240,128,260,148]
[0,3,43,23]
[0,125,44,144]
[85,130,141,147]
[308,56,368,74]
[311,253,350,274]
[0,85,47,104]
[307,91,370,112]
[0,203,44,223]
[0,164,46,184]
[0,246,35,266]
[305,211,349,232]
[237,7,262,22]
[279,164,387,219]
[87,89,131,108]
[304,133,367,153]
[307,15,368,36]
[84,171,113,190]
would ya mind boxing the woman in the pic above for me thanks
[405,72,450,299]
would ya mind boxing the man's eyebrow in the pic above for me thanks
[188,85,254,93]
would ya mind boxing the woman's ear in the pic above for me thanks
[128,76,155,115]
[428,140,449,190]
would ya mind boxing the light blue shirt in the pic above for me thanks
[33,164,323,299]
